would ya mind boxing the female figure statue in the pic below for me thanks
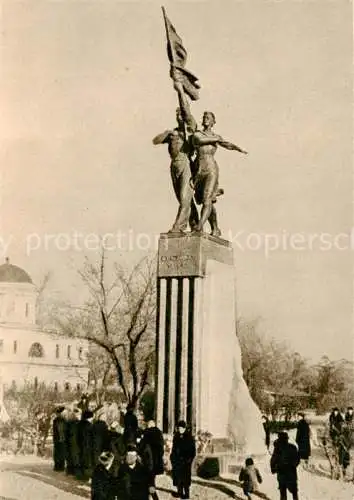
[191,111,247,236]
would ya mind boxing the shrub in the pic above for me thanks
[197,456,220,479]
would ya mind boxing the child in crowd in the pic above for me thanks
[239,457,263,499]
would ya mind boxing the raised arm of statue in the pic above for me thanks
[177,86,197,133]
[152,130,172,145]
[171,68,197,133]
[218,139,248,154]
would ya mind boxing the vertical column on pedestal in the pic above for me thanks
[186,277,203,433]
[162,279,172,433]
[155,278,166,430]
[174,279,183,424]
[167,279,178,434]
[178,278,190,421]
[193,277,203,433]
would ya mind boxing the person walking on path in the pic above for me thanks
[295,413,311,468]
[170,421,196,500]
[261,415,271,451]
[270,431,300,500]
[239,457,262,499]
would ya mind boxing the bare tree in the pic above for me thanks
[314,356,354,412]
[237,317,313,417]
[35,271,52,327]
[55,250,157,408]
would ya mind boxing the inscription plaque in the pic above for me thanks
[158,232,233,278]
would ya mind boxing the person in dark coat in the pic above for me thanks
[261,415,271,451]
[116,445,154,500]
[338,423,351,478]
[92,410,109,467]
[295,413,311,465]
[65,408,81,476]
[270,431,300,500]
[91,451,116,500]
[77,410,95,480]
[108,421,126,478]
[123,403,139,445]
[329,408,344,444]
[170,421,196,500]
[53,406,67,472]
[345,406,354,423]
[78,393,90,416]
[139,420,164,500]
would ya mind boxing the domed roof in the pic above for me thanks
[0,258,33,284]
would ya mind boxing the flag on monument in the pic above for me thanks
[162,7,201,101]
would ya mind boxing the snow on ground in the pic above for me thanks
[0,454,354,499]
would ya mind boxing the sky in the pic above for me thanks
[0,0,353,361]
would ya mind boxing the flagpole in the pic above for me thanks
[161,6,187,140]
[161,6,176,64]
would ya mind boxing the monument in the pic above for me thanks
[154,8,266,458]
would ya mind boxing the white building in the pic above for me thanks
[0,258,88,392]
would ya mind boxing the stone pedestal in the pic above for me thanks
[155,232,265,456]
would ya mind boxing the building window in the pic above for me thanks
[28,342,44,358]
[55,344,60,359]
[78,347,83,360]
[54,382,58,392]
[13,340,17,354]
[0,340,3,354]
[67,345,71,359]
[34,377,38,389]
[76,383,81,392]
[25,303,29,317]
[64,382,70,391]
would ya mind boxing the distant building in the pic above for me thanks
[0,258,88,391]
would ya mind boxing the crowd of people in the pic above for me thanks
[52,399,196,500]
[51,400,354,500]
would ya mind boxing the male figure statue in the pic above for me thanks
[153,72,199,234]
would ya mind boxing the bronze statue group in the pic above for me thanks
[153,67,247,238]
[52,401,196,500]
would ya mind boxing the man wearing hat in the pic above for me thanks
[52,406,67,472]
[170,421,196,499]
[270,431,300,500]
[116,445,154,500]
[77,410,95,480]
[91,451,115,500]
